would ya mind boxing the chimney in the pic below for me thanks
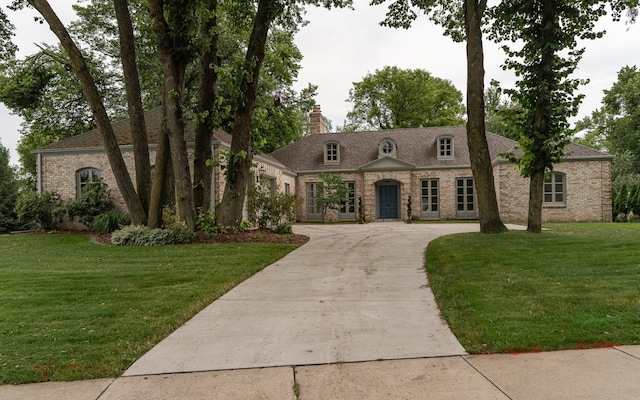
[309,105,326,134]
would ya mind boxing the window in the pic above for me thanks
[544,172,565,205]
[438,136,454,159]
[76,168,102,198]
[456,178,476,218]
[420,179,439,219]
[324,142,339,164]
[378,139,396,158]
[306,182,323,221]
[339,181,356,221]
[284,183,291,195]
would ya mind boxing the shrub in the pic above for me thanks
[248,181,298,229]
[65,180,115,227]
[91,211,132,234]
[14,190,64,230]
[111,225,194,246]
[196,209,218,236]
[273,223,292,234]
[239,220,253,231]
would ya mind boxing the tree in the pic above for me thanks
[113,0,152,215]
[484,80,518,139]
[372,0,507,233]
[0,49,119,177]
[217,0,352,227]
[0,140,20,233]
[315,172,351,212]
[18,0,148,225]
[343,66,465,131]
[491,0,637,233]
[573,65,640,191]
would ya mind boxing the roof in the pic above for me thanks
[35,108,233,151]
[35,110,611,171]
[268,126,523,172]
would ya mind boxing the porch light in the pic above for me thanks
[259,165,266,179]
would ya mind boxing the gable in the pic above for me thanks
[360,157,415,171]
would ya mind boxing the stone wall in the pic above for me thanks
[40,149,153,211]
[495,160,612,223]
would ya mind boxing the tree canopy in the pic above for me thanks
[575,65,640,189]
[491,0,638,232]
[343,66,465,131]
[0,139,20,233]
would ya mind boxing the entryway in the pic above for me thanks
[378,182,399,219]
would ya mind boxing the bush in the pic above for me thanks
[14,190,64,230]
[91,211,132,234]
[273,223,292,234]
[65,180,115,227]
[248,181,298,229]
[239,220,253,231]
[111,225,194,246]
[196,209,218,236]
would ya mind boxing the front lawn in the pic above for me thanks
[0,233,299,384]
[426,223,640,354]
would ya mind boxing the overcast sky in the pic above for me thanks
[1,0,639,166]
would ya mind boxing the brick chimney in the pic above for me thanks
[309,105,326,134]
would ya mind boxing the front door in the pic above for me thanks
[379,184,399,219]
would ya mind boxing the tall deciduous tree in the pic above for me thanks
[574,65,640,189]
[343,66,465,131]
[490,0,637,233]
[148,0,199,230]
[113,0,152,215]
[217,0,277,226]
[371,0,507,233]
[193,0,219,213]
[217,0,351,227]
[20,0,148,225]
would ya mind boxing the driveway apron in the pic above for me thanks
[124,223,478,376]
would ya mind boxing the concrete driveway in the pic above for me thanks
[125,223,482,376]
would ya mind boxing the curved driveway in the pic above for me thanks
[125,223,483,376]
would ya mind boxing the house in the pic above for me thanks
[34,106,613,224]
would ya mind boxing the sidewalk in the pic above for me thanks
[3,346,640,399]
[2,223,639,399]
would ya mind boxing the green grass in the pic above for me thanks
[426,223,640,354]
[0,233,299,385]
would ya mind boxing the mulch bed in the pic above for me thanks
[91,229,309,246]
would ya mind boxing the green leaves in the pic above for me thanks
[344,66,465,131]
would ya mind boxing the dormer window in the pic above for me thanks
[378,139,396,158]
[438,136,454,159]
[324,142,340,164]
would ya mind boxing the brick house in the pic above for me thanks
[34,106,612,224]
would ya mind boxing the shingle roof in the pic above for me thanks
[36,108,232,151]
[268,126,524,172]
[36,110,611,171]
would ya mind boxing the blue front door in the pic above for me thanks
[379,184,399,219]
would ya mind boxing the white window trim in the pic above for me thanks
[324,141,340,164]
[543,172,566,206]
[378,138,397,158]
[76,167,102,198]
[437,136,454,160]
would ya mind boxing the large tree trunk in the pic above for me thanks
[29,0,146,225]
[193,0,219,213]
[148,0,197,231]
[217,0,274,226]
[527,169,544,232]
[148,105,172,228]
[113,0,152,215]
[464,0,508,233]
[527,0,556,233]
